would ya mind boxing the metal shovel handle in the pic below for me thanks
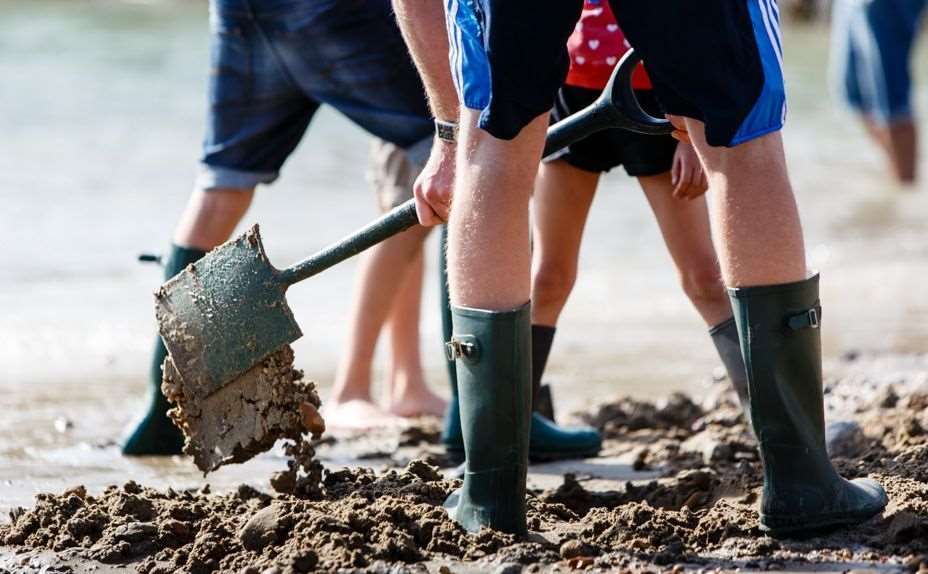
[279,49,671,287]
[278,200,419,285]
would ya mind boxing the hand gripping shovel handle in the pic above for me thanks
[277,49,670,287]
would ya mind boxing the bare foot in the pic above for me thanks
[321,399,401,432]
[388,384,448,418]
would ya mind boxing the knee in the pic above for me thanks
[189,187,256,224]
[533,262,578,310]
[679,262,726,306]
[201,186,254,208]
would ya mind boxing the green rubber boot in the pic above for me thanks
[438,227,464,455]
[439,230,601,463]
[122,244,206,456]
[443,303,531,535]
[730,274,887,536]
[709,317,752,427]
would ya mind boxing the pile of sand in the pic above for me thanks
[3,353,928,573]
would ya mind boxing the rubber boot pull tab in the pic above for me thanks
[787,303,822,331]
[445,335,480,362]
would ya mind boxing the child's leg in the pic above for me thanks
[638,171,749,419]
[531,161,600,326]
[325,224,431,429]
[531,159,599,411]
[386,247,447,417]
[637,173,730,326]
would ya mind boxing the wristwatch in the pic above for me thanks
[435,119,458,144]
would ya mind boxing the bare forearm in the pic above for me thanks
[392,0,459,121]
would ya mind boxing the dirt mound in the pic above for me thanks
[1,463,513,573]
[4,352,928,572]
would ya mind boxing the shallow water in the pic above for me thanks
[2,0,928,514]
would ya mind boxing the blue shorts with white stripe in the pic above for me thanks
[445,0,788,147]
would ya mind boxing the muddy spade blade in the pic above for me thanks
[155,226,302,400]
[157,200,423,399]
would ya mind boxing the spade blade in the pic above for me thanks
[154,225,302,399]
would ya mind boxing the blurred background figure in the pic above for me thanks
[831,0,927,184]
[789,0,827,20]
[123,0,443,454]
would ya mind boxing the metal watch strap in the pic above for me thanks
[435,119,458,143]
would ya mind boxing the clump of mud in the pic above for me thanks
[0,462,518,573]
[4,353,928,573]
[162,345,324,480]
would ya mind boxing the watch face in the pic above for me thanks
[436,120,457,142]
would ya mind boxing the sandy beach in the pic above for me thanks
[3,0,928,571]
[4,352,928,572]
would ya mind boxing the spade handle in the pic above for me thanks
[542,102,617,158]
[277,49,671,288]
[278,199,420,286]
[275,105,603,287]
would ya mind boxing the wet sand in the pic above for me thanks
[4,2,928,572]
[3,352,928,573]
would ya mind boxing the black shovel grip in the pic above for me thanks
[543,103,615,158]
[543,49,672,157]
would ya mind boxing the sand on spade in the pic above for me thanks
[3,352,928,573]
[162,345,325,477]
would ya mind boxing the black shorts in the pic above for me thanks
[447,0,786,147]
[547,86,677,177]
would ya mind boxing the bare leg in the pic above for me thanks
[173,187,255,249]
[531,161,600,326]
[386,247,447,417]
[449,111,548,308]
[864,116,918,184]
[888,119,918,184]
[443,111,550,535]
[681,119,806,286]
[638,173,731,326]
[326,224,431,430]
